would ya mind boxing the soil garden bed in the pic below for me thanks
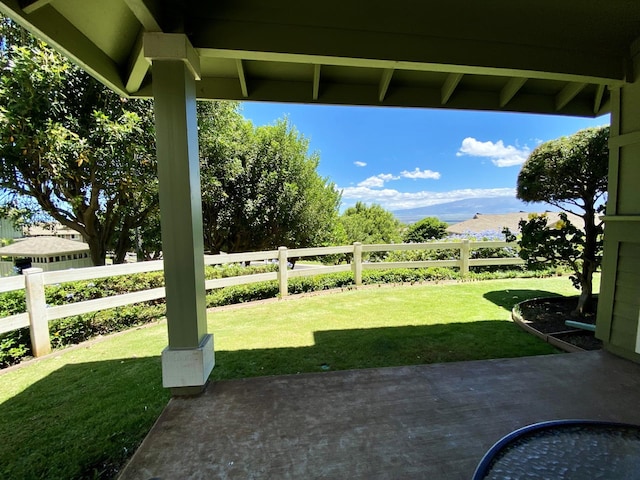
[513,296,602,352]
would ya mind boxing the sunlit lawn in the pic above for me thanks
[0,276,591,479]
[207,276,587,380]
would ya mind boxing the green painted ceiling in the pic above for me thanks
[2,0,639,116]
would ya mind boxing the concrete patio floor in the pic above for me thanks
[118,350,640,480]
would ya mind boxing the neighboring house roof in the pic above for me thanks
[0,237,90,256]
[24,223,80,238]
[446,212,583,235]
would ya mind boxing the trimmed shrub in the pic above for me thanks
[0,328,30,368]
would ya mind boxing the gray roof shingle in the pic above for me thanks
[0,237,90,256]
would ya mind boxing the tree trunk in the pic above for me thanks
[113,222,133,264]
[575,271,594,315]
[113,246,128,264]
[574,205,598,315]
[85,236,107,266]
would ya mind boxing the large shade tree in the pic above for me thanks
[0,17,158,265]
[514,126,609,314]
[198,102,341,253]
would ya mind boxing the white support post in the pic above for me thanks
[278,246,288,297]
[460,240,470,276]
[353,242,363,286]
[23,268,51,357]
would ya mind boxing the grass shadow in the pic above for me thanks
[483,289,565,311]
[3,321,559,479]
[210,321,558,381]
[0,356,169,480]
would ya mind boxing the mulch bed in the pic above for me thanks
[515,296,602,351]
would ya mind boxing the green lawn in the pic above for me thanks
[0,276,589,479]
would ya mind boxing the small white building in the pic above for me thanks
[0,237,92,276]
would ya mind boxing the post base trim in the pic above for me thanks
[161,334,214,389]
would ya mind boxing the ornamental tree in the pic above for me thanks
[513,126,609,314]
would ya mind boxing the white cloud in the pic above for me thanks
[356,168,440,188]
[400,168,441,180]
[357,173,399,188]
[339,186,516,211]
[456,137,530,167]
[353,161,367,167]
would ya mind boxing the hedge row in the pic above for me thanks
[0,264,560,368]
[0,263,278,318]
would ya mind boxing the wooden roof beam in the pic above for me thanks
[124,0,163,93]
[378,68,394,103]
[137,76,603,116]
[236,59,249,98]
[126,33,149,93]
[556,82,587,111]
[441,73,463,104]
[198,48,622,87]
[630,36,640,83]
[124,0,163,32]
[193,16,627,85]
[593,84,605,114]
[21,0,51,14]
[0,3,127,96]
[499,77,527,107]
[313,64,321,100]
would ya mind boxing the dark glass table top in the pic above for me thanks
[473,421,640,480]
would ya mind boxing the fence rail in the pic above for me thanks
[0,240,522,357]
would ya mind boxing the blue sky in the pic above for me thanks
[240,102,608,212]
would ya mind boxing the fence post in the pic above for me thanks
[23,268,51,357]
[460,239,470,276]
[353,242,363,286]
[277,246,288,297]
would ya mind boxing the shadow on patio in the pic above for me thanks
[120,349,640,480]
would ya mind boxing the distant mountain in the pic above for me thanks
[392,197,559,224]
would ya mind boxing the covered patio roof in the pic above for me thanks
[2,0,640,388]
[2,1,639,115]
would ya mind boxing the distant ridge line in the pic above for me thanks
[391,196,558,224]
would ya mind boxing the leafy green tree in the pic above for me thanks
[512,126,608,314]
[339,202,402,245]
[198,103,341,253]
[403,217,448,243]
[0,17,158,265]
[132,207,163,261]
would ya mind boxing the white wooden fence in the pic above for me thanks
[0,240,523,357]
